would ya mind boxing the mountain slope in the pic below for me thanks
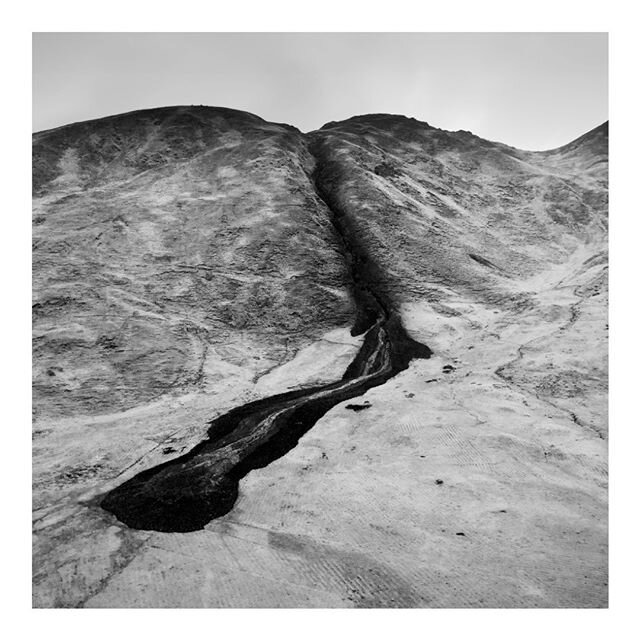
[32,108,608,608]
[309,114,608,435]
[33,107,354,417]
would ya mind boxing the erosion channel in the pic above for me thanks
[100,148,433,533]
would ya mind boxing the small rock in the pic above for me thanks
[345,403,371,412]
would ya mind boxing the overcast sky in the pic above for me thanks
[32,32,607,150]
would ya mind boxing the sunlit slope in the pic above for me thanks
[309,116,607,307]
[32,107,354,416]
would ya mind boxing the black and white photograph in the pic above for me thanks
[29,30,611,610]
[13,5,637,627]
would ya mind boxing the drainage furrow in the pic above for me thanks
[99,149,432,533]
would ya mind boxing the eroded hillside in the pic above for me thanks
[33,107,354,417]
[32,108,608,608]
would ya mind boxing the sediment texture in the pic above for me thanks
[99,129,435,532]
[33,107,353,417]
[32,108,607,607]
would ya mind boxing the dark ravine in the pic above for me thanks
[100,144,432,533]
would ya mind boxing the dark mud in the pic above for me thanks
[100,146,432,533]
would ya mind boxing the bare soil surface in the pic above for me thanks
[32,108,607,607]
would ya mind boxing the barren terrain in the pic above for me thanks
[32,108,607,607]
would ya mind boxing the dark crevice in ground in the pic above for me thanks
[468,253,507,275]
[100,142,432,533]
